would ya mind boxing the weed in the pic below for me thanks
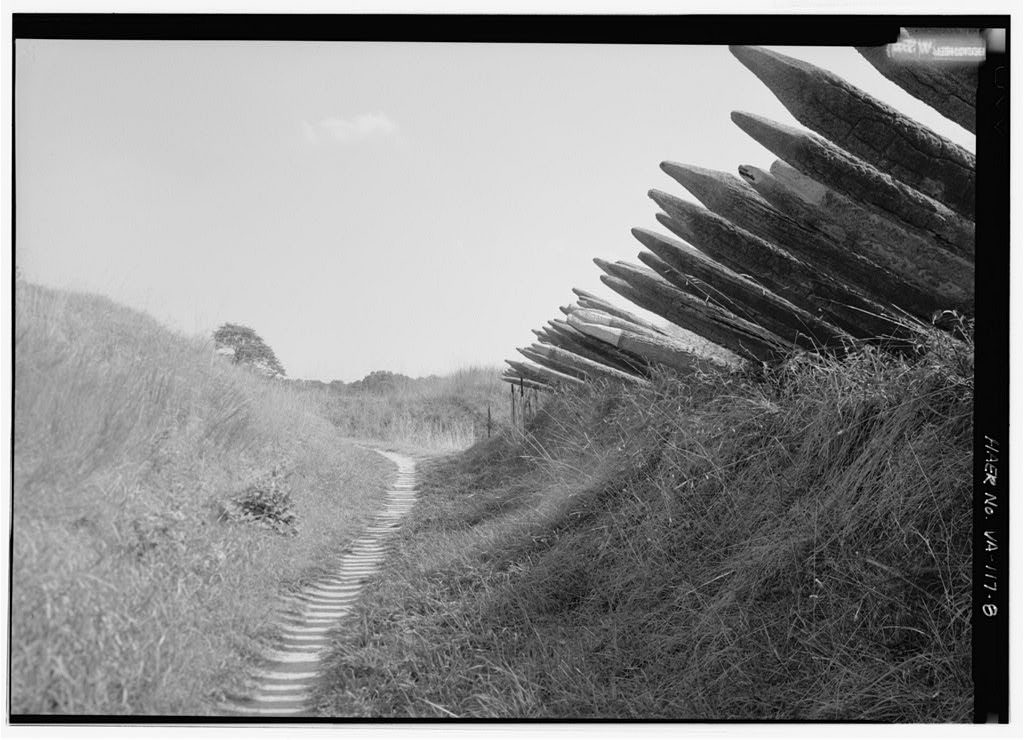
[220,466,298,536]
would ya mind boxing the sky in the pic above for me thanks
[15,37,976,382]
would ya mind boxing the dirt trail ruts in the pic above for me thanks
[217,449,416,716]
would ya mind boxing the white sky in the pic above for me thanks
[15,38,976,381]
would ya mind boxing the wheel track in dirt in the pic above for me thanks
[217,449,416,717]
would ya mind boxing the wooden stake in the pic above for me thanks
[570,288,671,336]
[730,45,975,218]
[594,260,776,363]
[658,162,970,317]
[736,162,973,315]
[526,343,648,385]
[634,240,849,350]
[730,111,974,262]
[857,36,977,134]
[569,315,738,374]
[506,359,587,389]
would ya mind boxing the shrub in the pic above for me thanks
[220,466,298,536]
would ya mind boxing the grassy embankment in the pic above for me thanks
[312,328,973,721]
[11,282,399,715]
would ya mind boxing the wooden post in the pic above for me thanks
[729,45,975,218]
[595,259,787,362]
[520,377,526,426]
[510,382,517,429]
[729,111,974,262]
[856,38,977,134]
[647,195,905,339]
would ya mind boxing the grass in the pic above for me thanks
[11,282,394,715]
[310,327,973,720]
[301,367,511,453]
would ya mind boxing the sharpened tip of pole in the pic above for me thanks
[631,226,661,250]
[728,44,772,73]
[729,110,759,132]
[730,44,816,85]
[731,111,804,159]
[631,226,652,245]
[593,257,613,272]
[659,162,725,204]
[737,164,766,186]
[648,188,676,213]
[650,188,700,220]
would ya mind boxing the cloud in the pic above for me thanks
[302,113,399,144]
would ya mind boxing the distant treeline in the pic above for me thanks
[289,370,464,396]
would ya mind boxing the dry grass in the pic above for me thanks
[306,367,510,452]
[311,328,973,720]
[11,282,392,715]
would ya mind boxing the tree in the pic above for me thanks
[213,323,286,377]
[350,370,412,394]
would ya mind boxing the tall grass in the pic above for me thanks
[306,367,510,452]
[11,282,391,715]
[312,328,973,720]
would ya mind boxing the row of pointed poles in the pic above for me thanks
[505,33,976,393]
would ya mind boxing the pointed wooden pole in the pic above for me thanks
[633,228,849,349]
[595,260,786,363]
[547,319,653,374]
[731,111,974,262]
[741,161,974,310]
[857,38,977,134]
[518,346,588,381]
[659,161,970,316]
[649,189,908,339]
[730,45,974,218]
[540,322,651,377]
[567,306,666,341]
[502,374,548,392]
[506,359,586,389]
[524,343,648,386]
[569,315,739,374]
[570,288,670,337]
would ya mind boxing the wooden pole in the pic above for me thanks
[729,45,975,218]
[524,343,649,386]
[505,360,585,390]
[506,359,585,389]
[734,163,973,315]
[595,259,789,363]
[632,227,850,349]
[546,320,652,375]
[520,376,528,425]
[570,288,671,337]
[502,374,548,392]
[649,191,907,339]
[569,315,737,375]
[730,111,974,262]
[536,326,649,378]
[856,36,977,134]
[567,307,665,341]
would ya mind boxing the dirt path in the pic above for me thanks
[218,449,417,716]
